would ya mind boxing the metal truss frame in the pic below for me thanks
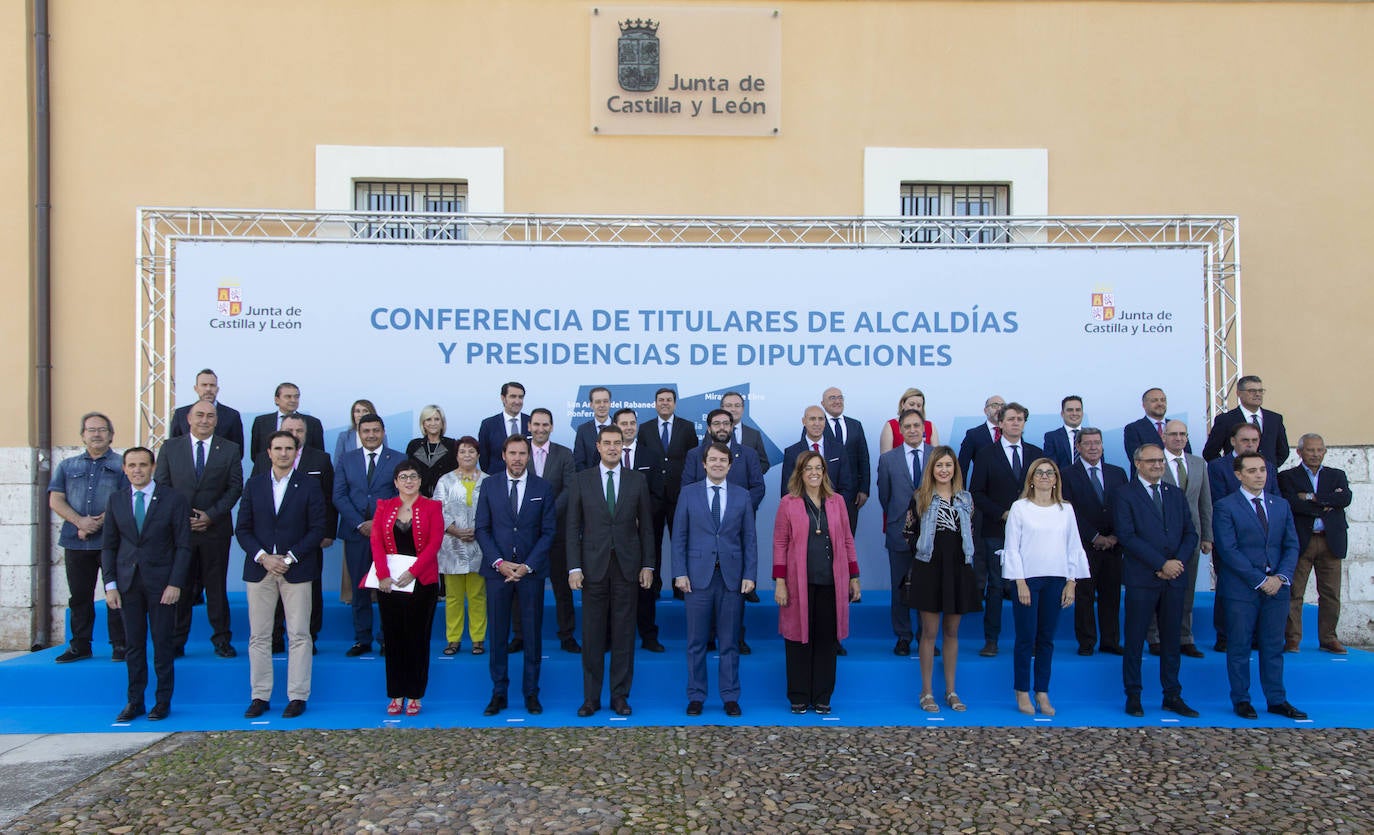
[135,209,1239,446]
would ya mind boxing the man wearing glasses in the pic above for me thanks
[1202,375,1289,464]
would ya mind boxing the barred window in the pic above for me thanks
[353,181,468,240]
[900,183,1010,244]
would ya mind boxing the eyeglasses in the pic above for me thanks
[1240,388,1266,395]
[1138,458,1166,465]
[1032,469,1057,478]
[396,473,421,482]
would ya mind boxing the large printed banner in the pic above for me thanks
[175,241,1206,588]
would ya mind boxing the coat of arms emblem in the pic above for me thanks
[617,18,660,92]
[1091,291,1115,321]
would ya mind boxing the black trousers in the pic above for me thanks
[120,571,176,706]
[377,581,439,699]
[64,548,126,652]
[172,536,233,650]
[580,567,639,703]
[1074,548,1122,650]
[784,583,839,707]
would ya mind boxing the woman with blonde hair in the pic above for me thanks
[405,404,458,497]
[879,388,939,454]
[432,436,488,655]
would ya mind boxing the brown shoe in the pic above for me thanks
[1283,640,1300,653]
[1320,640,1348,655]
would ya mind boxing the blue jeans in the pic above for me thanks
[1012,576,1065,693]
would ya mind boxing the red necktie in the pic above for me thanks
[812,442,820,453]
[1155,421,1165,438]
[993,427,1002,442]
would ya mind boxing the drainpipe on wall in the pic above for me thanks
[30,0,53,651]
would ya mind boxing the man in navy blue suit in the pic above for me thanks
[169,368,245,452]
[235,430,327,720]
[248,382,325,461]
[1114,443,1200,718]
[333,414,403,656]
[1041,395,1084,470]
[672,442,758,717]
[968,402,1042,657]
[1123,387,1190,473]
[1206,421,1278,654]
[1060,427,1128,656]
[477,381,530,474]
[957,394,1005,479]
[682,409,765,512]
[1213,452,1306,720]
[821,387,870,533]
[476,435,557,716]
[572,386,614,471]
[876,408,932,656]
[1202,375,1289,464]
[781,406,852,502]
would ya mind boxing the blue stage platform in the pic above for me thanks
[2,591,1368,734]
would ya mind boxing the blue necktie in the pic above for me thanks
[661,420,670,448]
[509,478,519,515]
[134,490,146,533]
[910,448,921,485]
[1151,483,1164,517]
[1011,445,1022,482]
[1070,429,1080,465]
[1090,466,1104,502]
[1253,497,1269,537]
[195,440,206,480]
[711,485,722,529]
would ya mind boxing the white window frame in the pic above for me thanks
[315,144,503,215]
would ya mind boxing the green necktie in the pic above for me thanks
[605,470,616,516]
[134,490,146,533]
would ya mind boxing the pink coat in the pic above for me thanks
[772,493,859,644]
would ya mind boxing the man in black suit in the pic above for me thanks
[637,387,699,544]
[477,381,531,474]
[1060,427,1128,656]
[514,407,579,653]
[249,382,325,461]
[1279,433,1351,654]
[251,414,337,651]
[1041,395,1085,470]
[236,430,327,719]
[968,402,1043,657]
[615,407,667,651]
[169,368,244,452]
[821,387,870,532]
[154,399,243,658]
[566,425,657,717]
[780,406,853,502]
[957,394,1005,479]
[1202,374,1290,464]
[721,391,770,474]
[573,386,614,471]
[1123,387,1190,472]
[102,447,192,722]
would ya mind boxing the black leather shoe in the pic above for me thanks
[1213,639,1227,653]
[1267,702,1308,720]
[706,640,717,651]
[790,703,808,714]
[116,703,145,722]
[836,643,848,657]
[1180,643,1205,659]
[1125,696,1144,717]
[111,646,127,662]
[1162,697,1200,718]
[577,701,599,717]
[686,700,704,716]
[271,641,285,655]
[894,638,911,656]
[723,701,742,717]
[524,695,543,715]
[507,638,524,653]
[55,648,92,664]
[611,697,633,716]
[739,640,752,656]
[147,702,170,721]
[1148,643,1161,656]
[813,704,832,715]
[561,638,582,654]
[483,695,507,716]
[243,699,270,718]
[641,639,665,653]
[979,641,998,657]
[1077,646,1094,656]
[173,647,185,658]
[345,642,369,657]
[1100,644,1124,656]
[215,644,238,659]
[282,700,307,719]
[1234,701,1258,720]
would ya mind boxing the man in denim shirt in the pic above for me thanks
[48,412,128,662]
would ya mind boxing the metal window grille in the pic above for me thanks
[353,181,468,240]
[900,183,1010,244]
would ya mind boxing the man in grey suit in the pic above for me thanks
[567,424,656,717]
[721,391,770,474]
[511,408,581,653]
[154,399,243,658]
[876,408,931,656]
[1148,420,1213,658]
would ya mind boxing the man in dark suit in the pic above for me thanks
[1206,421,1278,653]
[969,402,1043,657]
[1202,375,1289,464]
[235,430,327,720]
[102,447,191,722]
[957,394,1005,478]
[567,425,656,717]
[1041,395,1084,470]
[518,407,579,653]
[333,413,404,656]
[153,399,243,659]
[1114,443,1200,718]
[821,386,870,532]
[169,368,244,452]
[672,442,758,717]
[1149,420,1212,658]
[477,381,530,474]
[1060,427,1128,656]
[781,406,852,502]
[572,386,614,471]
[614,408,667,651]
[251,413,337,651]
[682,409,765,512]
[721,391,770,474]
[1279,433,1351,654]
[637,387,699,544]
[476,435,558,716]
[249,382,325,461]
[1123,387,1190,472]
[1213,452,1306,720]
[876,408,931,656]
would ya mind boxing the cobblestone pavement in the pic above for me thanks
[8,726,1370,833]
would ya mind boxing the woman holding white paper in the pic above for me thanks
[370,459,444,716]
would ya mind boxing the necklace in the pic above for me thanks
[805,495,825,535]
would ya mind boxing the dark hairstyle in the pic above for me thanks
[997,402,1029,422]
[786,450,834,500]
[597,424,624,441]
[1237,375,1263,391]
[358,413,385,430]
[1230,421,1260,440]
[654,387,677,401]
[393,459,421,480]
[80,411,113,434]
[529,407,553,422]
[1061,395,1083,409]
[898,407,925,425]
[267,429,299,450]
[500,381,525,397]
[704,441,733,462]
[456,434,480,453]
[1076,426,1103,444]
[706,408,733,426]
[195,368,217,380]
[123,446,155,465]
[279,412,306,428]
[612,408,638,424]
[588,386,611,401]
[503,434,531,453]
[720,390,744,406]
[1140,387,1164,401]
[1233,451,1267,473]
[274,382,299,398]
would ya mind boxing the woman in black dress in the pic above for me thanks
[405,404,459,497]
[902,446,980,712]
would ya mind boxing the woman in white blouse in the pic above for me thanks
[431,436,488,655]
[1001,458,1091,716]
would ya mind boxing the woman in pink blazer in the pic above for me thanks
[370,460,445,716]
[773,450,861,714]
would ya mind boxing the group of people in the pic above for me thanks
[48,370,1349,722]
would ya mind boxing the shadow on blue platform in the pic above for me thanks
[2,591,1367,734]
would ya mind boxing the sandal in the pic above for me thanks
[472,641,486,655]
[406,699,422,716]
[443,642,460,656]
[919,693,940,713]
[386,698,403,716]
[945,692,967,712]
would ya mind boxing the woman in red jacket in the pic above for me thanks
[370,459,444,716]
[773,450,861,715]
